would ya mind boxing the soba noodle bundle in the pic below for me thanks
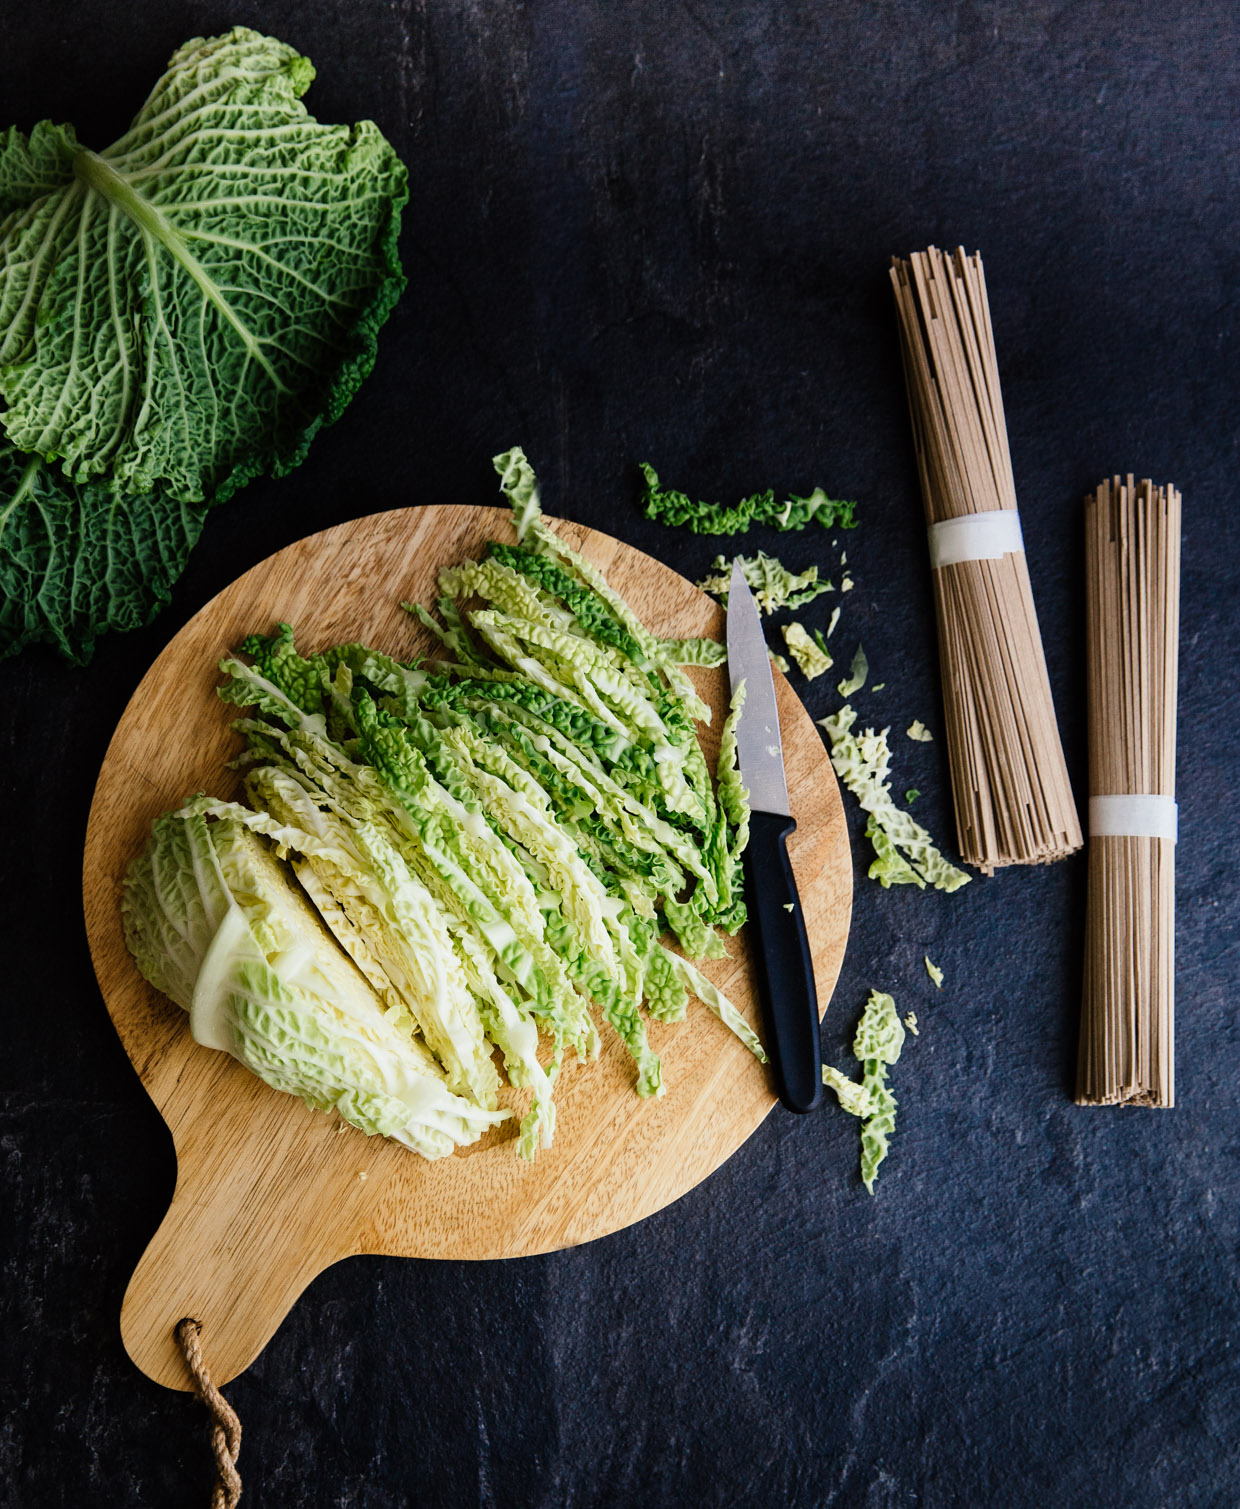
[890,246,1081,872]
[1077,477,1180,1107]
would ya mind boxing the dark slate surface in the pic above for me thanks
[1,3,1237,1506]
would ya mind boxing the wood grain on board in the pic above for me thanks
[82,506,852,1390]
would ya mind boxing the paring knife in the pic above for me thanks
[726,557,823,1113]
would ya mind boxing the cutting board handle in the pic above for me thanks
[120,1122,353,1390]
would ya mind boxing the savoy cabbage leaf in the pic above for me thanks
[0,28,407,661]
[0,442,206,663]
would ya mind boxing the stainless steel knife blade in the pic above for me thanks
[725,557,821,1113]
[725,558,791,818]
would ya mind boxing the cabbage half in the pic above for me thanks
[123,806,507,1159]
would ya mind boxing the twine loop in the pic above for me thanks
[175,1317,242,1508]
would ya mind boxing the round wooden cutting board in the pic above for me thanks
[83,505,852,1390]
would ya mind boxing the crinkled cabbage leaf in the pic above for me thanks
[0,28,407,661]
[0,444,206,663]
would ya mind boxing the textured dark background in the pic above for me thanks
[1,3,1237,1506]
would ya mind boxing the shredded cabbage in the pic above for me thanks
[126,447,766,1163]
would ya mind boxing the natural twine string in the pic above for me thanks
[174,1318,243,1508]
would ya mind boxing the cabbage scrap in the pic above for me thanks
[822,989,906,1193]
[781,622,833,680]
[696,551,833,615]
[818,705,970,893]
[837,644,869,698]
[641,464,856,535]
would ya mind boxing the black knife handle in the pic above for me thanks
[743,811,823,1113]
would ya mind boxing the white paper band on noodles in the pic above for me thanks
[1089,794,1178,843]
[928,509,1025,568]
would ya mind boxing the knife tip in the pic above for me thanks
[729,556,748,593]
